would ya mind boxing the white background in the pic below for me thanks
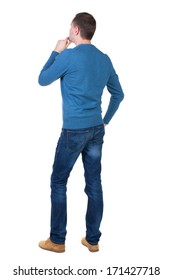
[0,0,172,279]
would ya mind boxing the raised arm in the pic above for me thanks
[38,38,71,86]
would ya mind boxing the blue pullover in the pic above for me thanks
[38,44,124,129]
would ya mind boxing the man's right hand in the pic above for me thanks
[54,37,71,53]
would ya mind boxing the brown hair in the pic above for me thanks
[72,12,96,40]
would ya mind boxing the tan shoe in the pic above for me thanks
[81,237,99,252]
[38,238,65,253]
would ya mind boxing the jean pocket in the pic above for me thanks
[67,130,89,152]
[94,125,105,144]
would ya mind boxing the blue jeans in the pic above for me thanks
[50,124,105,245]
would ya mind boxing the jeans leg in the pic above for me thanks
[82,140,104,245]
[50,131,81,244]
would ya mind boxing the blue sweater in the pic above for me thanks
[38,44,124,129]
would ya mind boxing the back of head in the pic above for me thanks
[72,12,96,40]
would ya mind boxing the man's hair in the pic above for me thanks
[72,12,96,40]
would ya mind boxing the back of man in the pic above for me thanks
[38,12,124,253]
[60,44,112,129]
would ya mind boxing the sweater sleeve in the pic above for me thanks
[103,67,124,124]
[38,50,69,86]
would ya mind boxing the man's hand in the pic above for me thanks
[54,37,71,53]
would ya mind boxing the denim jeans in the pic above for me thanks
[50,124,105,245]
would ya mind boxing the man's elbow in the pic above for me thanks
[121,91,124,101]
[118,90,124,103]
[38,75,49,86]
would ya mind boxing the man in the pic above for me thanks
[38,12,124,253]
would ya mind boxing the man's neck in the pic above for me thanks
[75,39,91,46]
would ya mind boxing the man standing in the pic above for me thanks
[38,12,124,253]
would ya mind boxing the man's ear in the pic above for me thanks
[74,25,80,36]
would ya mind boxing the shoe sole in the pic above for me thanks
[38,244,65,253]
